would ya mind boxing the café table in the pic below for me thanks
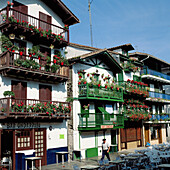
[124,156,139,167]
[55,151,69,165]
[109,160,125,170]
[158,164,170,169]
[25,157,42,170]
[80,165,100,170]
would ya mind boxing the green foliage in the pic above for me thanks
[1,35,18,52]
[3,91,15,97]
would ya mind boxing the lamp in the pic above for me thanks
[50,44,54,49]
[9,33,15,39]
[49,125,53,131]
[19,35,25,40]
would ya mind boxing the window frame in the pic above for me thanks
[16,129,33,151]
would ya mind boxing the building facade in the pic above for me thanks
[129,52,170,145]
[66,44,124,159]
[0,0,79,169]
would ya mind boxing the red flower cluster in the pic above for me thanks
[127,79,148,86]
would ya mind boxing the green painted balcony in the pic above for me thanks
[118,81,149,98]
[78,113,124,131]
[78,83,123,102]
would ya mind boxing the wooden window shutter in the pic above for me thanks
[137,127,141,140]
[39,12,51,31]
[13,1,28,22]
[120,128,126,143]
[39,85,52,101]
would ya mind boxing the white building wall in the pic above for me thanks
[81,131,95,149]
[66,46,94,59]
[0,76,67,101]
[45,121,68,149]
[9,0,64,28]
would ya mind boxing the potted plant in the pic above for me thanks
[51,64,60,73]
[3,91,15,97]
[19,47,25,56]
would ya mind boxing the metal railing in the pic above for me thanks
[150,114,170,121]
[78,113,124,129]
[78,83,123,101]
[141,68,170,81]
[0,97,71,118]
[149,91,170,100]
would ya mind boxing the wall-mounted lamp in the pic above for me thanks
[49,125,53,131]
[19,35,25,40]
[9,33,15,39]
[50,44,54,49]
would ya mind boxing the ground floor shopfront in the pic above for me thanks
[0,120,68,170]
[73,129,118,159]
[120,121,143,150]
[144,123,167,146]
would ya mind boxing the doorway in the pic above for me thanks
[1,130,13,166]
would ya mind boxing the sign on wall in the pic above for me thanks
[5,122,40,129]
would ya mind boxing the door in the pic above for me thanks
[34,129,47,166]
[39,12,51,31]
[13,1,28,22]
[39,84,52,102]
[145,126,150,146]
[111,130,117,152]
[39,46,51,67]
[12,80,27,104]
[158,127,162,144]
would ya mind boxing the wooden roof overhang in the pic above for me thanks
[0,66,69,84]
[69,49,123,73]
[41,0,80,26]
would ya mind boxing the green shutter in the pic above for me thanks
[118,71,123,83]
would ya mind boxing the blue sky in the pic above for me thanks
[62,0,170,63]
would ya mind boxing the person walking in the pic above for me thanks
[101,139,111,161]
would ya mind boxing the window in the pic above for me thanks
[39,12,51,31]
[39,84,52,101]
[151,127,158,140]
[16,129,33,150]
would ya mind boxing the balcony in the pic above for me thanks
[147,91,170,102]
[0,51,69,82]
[78,113,124,130]
[118,81,149,98]
[78,83,123,102]
[141,68,170,84]
[0,98,71,119]
[150,114,170,122]
[123,108,151,121]
[0,6,69,48]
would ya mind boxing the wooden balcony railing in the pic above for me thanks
[0,6,69,44]
[78,83,123,102]
[0,98,71,119]
[78,113,124,130]
[0,51,69,81]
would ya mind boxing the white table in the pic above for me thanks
[158,164,170,169]
[80,165,100,169]
[109,160,126,170]
[25,157,42,170]
[55,151,69,164]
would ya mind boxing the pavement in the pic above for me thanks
[41,147,146,170]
